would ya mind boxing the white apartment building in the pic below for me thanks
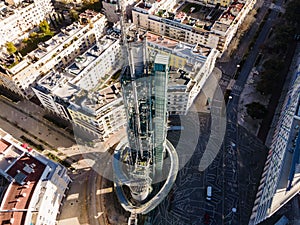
[68,84,126,139]
[146,32,218,113]
[32,34,125,138]
[0,10,106,98]
[132,0,256,53]
[0,0,53,48]
[0,128,71,225]
[249,61,300,225]
[65,34,122,91]
[32,70,79,120]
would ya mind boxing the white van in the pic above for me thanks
[206,186,212,200]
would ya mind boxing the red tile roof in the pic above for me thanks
[0,154,46,225]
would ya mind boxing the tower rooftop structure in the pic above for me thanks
[113,38,178,221]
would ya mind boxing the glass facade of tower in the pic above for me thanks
[121,41,169,181]
[113,41,178,217]
[153,54,169,176]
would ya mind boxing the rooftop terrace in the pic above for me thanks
[176,2,224,27]
[219,2,244,25]
[134,0,245,33]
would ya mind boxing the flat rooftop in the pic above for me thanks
[168,70,190,87]
[0,154,46,225]
[134,0,245,33]
[66,36,117,77]
[28,23,82,62]
[176,2,224,27]
[67,52,98,76]
[70,83,122,113]
[0,0,33,21]
[36,70,79,99]
[146,32,210,62]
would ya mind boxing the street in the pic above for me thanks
[0,96,75,149]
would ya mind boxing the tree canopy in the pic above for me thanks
[39,20,51,34]
[70,9,79,21]
[6,42,17,55]
[246,102,267,119]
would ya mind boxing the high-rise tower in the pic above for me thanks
[120,38,169,198]
[113,39,178,221]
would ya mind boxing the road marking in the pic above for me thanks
[232,85,243,91]
[67,193,79,200]
[96,187,113,195]
[94,212,104,219]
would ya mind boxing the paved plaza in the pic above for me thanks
[150,112,267,225]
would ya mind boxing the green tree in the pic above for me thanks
[6,42,17,55]
[29,32,37,38]
[285,0,300,24]
[39,20,51,34]
[70,9,79,21]
[246,102,267,119]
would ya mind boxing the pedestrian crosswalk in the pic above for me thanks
[232,85,243,92]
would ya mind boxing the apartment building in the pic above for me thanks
[146,32,218,113]
[32,33,125,138]
[132,0,256,53]
[0,10,106,98]
[249,62,300,225]
[65,34,122,91]
[0,0,53,48]
[33,29,218,138]
[68,84,126,139]
[0,128,71,225]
